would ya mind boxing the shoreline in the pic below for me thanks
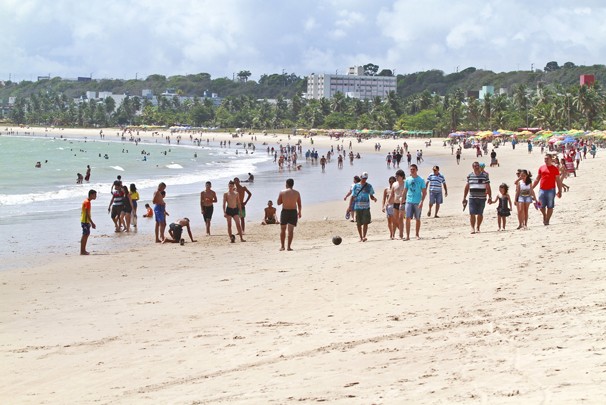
[1,126,455,270]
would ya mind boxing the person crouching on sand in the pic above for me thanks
[162,218,197,244]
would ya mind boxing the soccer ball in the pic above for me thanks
[332,236,342,245]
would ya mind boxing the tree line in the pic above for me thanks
[3,63,605,134]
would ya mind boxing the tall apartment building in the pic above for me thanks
[306,66,397,100]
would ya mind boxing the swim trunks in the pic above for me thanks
[169,223,183,240]
[239,207,246,219]
[81,222,91,235]
[202,205,214,221]
[280,209,298,226]
[154,204,165,223]
[225,207,239,217]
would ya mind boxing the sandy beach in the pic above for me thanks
[1,128,605,403]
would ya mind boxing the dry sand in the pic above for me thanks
[1,128,605,404]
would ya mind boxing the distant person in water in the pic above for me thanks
[84,165,91,182]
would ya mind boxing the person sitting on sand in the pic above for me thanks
[163,218,197,244]
[261,200,279,225]
[142,203,153,218]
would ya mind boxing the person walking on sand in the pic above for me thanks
[344,175,361,222]
[491,183,512,231]
[388,169,406,239]
[153,182,167,242]
[515,170,537,229]
[233,177,252,233]
[277,178,302,251]
[163,218,197,244]
[403,164,427,240]
[223,180,245,242]
[129,184,139,228]
[200,181,217,235]
[532,153,563,226]
[462,161,492,234]
[382,176,396,239]
[426,165,447,218]
[80,189,97,255]
[349,172,377,242]
[107,180,124,232]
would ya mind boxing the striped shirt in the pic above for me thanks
[467,171,490,199]
[426,173,446,193]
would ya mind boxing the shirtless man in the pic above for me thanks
[153,182,167,243]
[223,180,245,242]
[261,200,279,225]
[277,178,302,251]
[200,181,217,235]
[233,177,252,233]
[388,169,406,239]
[162,218,197,243]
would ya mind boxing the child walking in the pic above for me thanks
[492,183,512,231]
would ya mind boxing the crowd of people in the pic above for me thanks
[79,133,596,255]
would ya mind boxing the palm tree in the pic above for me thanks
[330,92,346,113]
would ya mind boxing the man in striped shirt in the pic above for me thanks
[463,161,492,234]
[426,165,448,218]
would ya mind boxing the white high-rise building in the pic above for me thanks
[306,66,397,100]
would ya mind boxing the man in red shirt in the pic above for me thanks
[532,154,563,226]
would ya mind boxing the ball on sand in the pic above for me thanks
[332,236,342,245]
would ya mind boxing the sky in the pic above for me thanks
[1,0,605,82]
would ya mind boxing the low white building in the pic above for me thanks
[306,66,397,100]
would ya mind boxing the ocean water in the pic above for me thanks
[0,132,445,270]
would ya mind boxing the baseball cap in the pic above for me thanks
[361,172,369,179]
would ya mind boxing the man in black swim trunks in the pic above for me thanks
[163,218,197,243]
[277,178,302,251]
[223,180,245,242]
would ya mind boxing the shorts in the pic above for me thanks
[239,207,246,219]
[355,208,371,226]
[111,205,122,219]
[169,223,183,240]
[385,204,394,217]
[405,202,421,220]
[518,196,533,203]
[154,204,165,223]
[538,188,556,209]
[393,203,401,210]
[280,209,298,226]
[468,198,486,215]
[202,205,214,221]
[132,200,138,210]
[225,207,239,217]
[265,218,276,224]
[81,222,91,236]
[429,192,443,205]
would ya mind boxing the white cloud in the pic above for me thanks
[0,0,605,83]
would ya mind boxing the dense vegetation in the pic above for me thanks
[1,62,605,134]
